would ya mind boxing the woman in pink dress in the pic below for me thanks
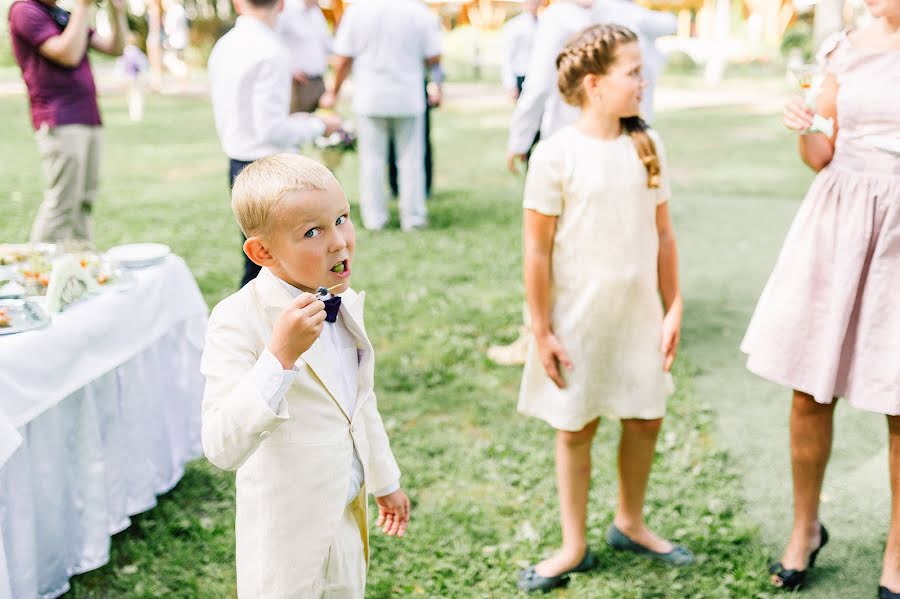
[741,0,900,594]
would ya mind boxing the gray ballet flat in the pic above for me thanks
[516,548,598,593]
[605,524,694,567]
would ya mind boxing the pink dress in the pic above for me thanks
[741,30,900,415]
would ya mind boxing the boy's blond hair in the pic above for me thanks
[231,154,338,237]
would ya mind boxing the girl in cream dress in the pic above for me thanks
[516,24,692,594]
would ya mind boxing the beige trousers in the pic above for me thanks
[290,76,326,114]
[30,124,103,243]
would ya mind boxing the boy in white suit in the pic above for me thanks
[201,154,410,598]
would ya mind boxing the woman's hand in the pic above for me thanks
[783,96,815,133]
[536,332,572,389]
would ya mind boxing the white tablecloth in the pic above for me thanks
[0,255,209,599]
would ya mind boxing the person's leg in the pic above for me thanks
[393,113,427,230]
[295,77,326,114]
[779,390,834,569]
[424,82,433,197]
[614,417,675,553]
[30,125,88,243]
[289,79,304,114]
[880,416,900,592]
[534,419,599,577]
[229,159,261,287]
[78,126,103,242]
[387,132,398,198]
[356,116,390,230]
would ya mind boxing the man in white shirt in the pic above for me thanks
[323,0,442,231]
[506,0,676,173]
[502,0,541,102]
[276,0,332,113]
[208,0,340,287]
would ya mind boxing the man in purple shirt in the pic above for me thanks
[8,0,127,242]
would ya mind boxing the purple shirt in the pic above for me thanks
[8,0,101,130]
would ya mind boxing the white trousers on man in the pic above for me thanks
[356,113,427,230]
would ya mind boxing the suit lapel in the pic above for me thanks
[336,291,376,421]
[254,268,351,422]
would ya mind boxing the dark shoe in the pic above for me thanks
[516,548,598,593]
[605,524,694,567]
[879,585,900,599]
[769,522,829,590]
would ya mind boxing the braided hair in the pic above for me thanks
[556,24,661,189]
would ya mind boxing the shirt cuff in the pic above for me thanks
[373,480,400,498]
[253,349,299,414]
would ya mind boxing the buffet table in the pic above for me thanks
[0,254,208,599]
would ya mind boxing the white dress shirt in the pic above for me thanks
[332,0,442,117]
[507,0,676,154]
[208,16,326,161]
[502,11,539,91]
[276,0,333,77]
[251,281,399,503]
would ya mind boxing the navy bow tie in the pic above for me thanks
[323,295,342,323]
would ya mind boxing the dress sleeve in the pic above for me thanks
[649,130,671,205]
[523,140,565,216]
[816,30,848,77]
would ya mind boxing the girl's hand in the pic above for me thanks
[536,332,573,389]
[507,151,527,174]
[783,96,815,132]
[660,310,681,372]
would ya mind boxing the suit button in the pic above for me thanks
[260,431,270,440]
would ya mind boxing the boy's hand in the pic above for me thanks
[660,308,681,372]
[268,292,326,369]
[375,489,410,537]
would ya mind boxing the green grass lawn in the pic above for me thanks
[0,81,891,599]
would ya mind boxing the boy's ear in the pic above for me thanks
[243,237,276,268]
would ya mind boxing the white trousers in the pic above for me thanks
[356,114,427,230]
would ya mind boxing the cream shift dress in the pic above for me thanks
[517,125,675,431]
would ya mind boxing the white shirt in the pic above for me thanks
[208,16,326,161]
[251,282,399,503]
[506,0,676,154]
[276,0,333,77]
[333,0,442,117]
[163,4,189,51]
[502,11,538,90]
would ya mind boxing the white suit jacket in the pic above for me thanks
[200,268,401,598]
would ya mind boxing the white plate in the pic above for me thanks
[868,135,900,156]
[105,243,171,268]
[0,281,25,299]
[0,298,50,335]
